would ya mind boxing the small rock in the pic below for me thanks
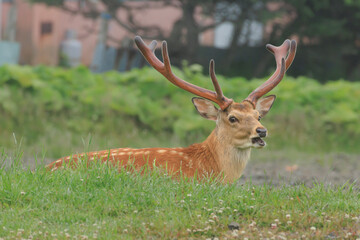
[325,232,337,239]
[228,222,240,230]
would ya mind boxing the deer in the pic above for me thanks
[47,36,297,183]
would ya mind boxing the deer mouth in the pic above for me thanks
[252,137,266,147]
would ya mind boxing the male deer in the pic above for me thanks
[47,36,297,182]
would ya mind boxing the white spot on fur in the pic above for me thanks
[56,159,62,163]
[157,150,167,153]
[170,150,177,154]
[119,152,126,156]
[144,151,150,155]
[178,152,184,156]
[188,159,193,168]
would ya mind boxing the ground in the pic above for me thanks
[242,150,360,187]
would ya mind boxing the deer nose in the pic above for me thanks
[256,128,267,138]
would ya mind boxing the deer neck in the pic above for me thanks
[202,130,251,182]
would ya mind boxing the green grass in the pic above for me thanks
[0,151,359,239]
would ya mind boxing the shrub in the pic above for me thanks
[0,64,359,155]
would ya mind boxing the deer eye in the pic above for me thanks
[229,116,238,123]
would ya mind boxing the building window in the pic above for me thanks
[40,22,53,35]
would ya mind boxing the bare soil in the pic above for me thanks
[240,149,360,187]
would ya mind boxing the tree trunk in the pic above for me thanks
[167,1,199,65]
[183,2,199,63]
[222,18,245,71]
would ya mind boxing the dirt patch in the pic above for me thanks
[240,150,360,187]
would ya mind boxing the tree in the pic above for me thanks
[270,0,360,80]
[214,1,273,71]
[28,0,215,62]
[28,0,275,65]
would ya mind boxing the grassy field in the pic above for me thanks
[0,151,359,239]
[1,65,360,239]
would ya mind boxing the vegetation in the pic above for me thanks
[28,0,276,65]
[1,64,360,158]
[27,0,360,80]
[0,65,359,239]
[0,151,359,239]
[277,0,360,81]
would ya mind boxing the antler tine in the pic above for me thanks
[286,40,297,70]
[245,39,296,106]
[135,36,233,110]
[134,36,164,72]
[209,59,226,102]
[161,41,172,74]
[148,40,157,52]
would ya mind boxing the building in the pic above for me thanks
[0,0,266,67]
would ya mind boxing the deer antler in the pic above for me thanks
[134,36,233,110]
[245,39,297,106]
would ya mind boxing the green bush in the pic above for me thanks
[0,64,359,156]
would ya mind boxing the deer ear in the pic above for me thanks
[256,95,276,118]
[192,97,218,121]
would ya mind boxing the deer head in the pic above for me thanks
[134,36,297,150]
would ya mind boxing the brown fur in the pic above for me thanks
[47,98,275,183]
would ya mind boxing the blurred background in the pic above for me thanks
[0,0,359,185]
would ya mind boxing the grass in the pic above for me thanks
[1,116,187,160]
[0,149,359,239]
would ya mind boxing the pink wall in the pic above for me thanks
[1,2,11,38]
[16,0,34,64]
[9,0,214,66]
[16,0,100,65]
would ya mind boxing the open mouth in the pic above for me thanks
[252,137,266,147]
